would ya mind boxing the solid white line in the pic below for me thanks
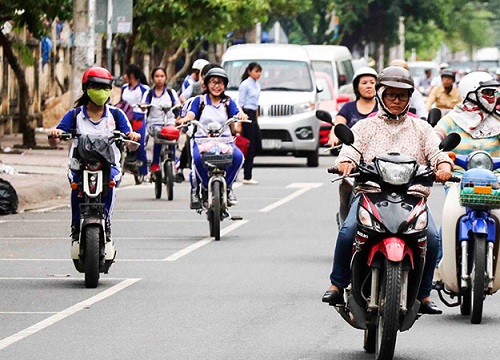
[163,220,249,261]
[26,205,68,213]
[0,278,140,350]
[0,312,58,314]
[0,219,205,223]
[259,182,323,213]
[0,277,130,280]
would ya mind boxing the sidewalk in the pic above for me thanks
[0,131,133,212]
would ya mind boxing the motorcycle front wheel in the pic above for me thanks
[471,233,486,324]
[208,181,221,240]
[165,160,174,201]
[375,260,401,360]
[84,226,100,288]
[154,170,162,199]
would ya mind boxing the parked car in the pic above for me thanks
[303,45,356,101]
[222,44,321,167]
[407,61,440,96]
[314,71,349,147]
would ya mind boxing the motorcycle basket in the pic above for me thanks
[198,138,234,169]
[459,177,500,209]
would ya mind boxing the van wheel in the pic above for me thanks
[307,149,319,167]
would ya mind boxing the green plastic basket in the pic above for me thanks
[459,187,500,209]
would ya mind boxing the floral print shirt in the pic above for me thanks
[335,111,453,170]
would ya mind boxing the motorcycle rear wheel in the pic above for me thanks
[460,290,471,316]
[364,326,376,353]
[165,160,174,201]
[84,226,100,288]
[471,233,486,324]
[208,181,221,240]
[375,260,401,360]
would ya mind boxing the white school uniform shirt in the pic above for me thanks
[142,88,179,126]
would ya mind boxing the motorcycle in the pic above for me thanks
[189,117,248,240]
[324,117,460,359]
[119,141,145,185]
[436,150,500,324]
[49,130,138,288]
[140,103,182,200]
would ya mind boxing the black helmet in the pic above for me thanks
[441,68,455,81]
[203,66,229,88]
[376,66,414,93]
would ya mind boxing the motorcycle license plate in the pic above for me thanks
[262,139,282,150]
[474,186,492,194]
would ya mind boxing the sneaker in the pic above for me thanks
[227,189,238,206]
[242,179,258,185]
[190,191,201,209]
[174,171,185,183]
[70,226,80,242]
[151,163,160,172]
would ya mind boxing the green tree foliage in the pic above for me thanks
[0,0,72,148]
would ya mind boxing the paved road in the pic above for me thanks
[0,155,499,360]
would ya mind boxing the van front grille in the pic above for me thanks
[268,104,293,117]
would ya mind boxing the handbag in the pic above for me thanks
[234,134,250,157]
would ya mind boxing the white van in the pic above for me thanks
[303,45,355,100]
[222,44,320,167]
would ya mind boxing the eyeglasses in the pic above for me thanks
[209,80,224,86]
[384,92,409,101]
[481,88,497,97]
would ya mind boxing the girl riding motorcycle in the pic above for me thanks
[177,66,248,209]
[322,66,454,315]
[48,67,140,242]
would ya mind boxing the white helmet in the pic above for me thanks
[459,71,500,113]
[439,62,450,69]
[192,59,209,71]
[353,67,377,98]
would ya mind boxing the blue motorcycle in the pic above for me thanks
[437,150,500,324]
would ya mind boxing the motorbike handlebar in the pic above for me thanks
[327,167,340,174]
[448,176,461,183]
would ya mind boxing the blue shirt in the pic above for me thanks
[337,101,378,128]
[238,77,260,110]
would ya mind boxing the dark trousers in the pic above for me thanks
[242,108,262,180]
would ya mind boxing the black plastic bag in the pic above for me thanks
[0,178,18,215]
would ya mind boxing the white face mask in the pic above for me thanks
[470,88,497,113]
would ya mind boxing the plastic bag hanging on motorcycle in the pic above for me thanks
[234,134,250,157]
[0,178,18,215]
[76,134,116,165]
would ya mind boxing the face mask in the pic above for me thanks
[87,88,111,106]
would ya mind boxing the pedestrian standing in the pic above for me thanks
[238,62,262,185]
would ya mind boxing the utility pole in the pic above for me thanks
[71,0,96,105]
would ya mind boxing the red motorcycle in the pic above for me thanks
[320,112,460,359]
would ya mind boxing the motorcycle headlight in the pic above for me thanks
[376,159,416,185]
[468,151,493,170]
[413,211,427,231]
[87,162,103,171]
[358,206,372,227]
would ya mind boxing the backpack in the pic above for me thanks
[144,88,175,117]
[114,100,134,122]
[196,94,230,120]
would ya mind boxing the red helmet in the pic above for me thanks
[82,67,113,89]
[159,126,180,141]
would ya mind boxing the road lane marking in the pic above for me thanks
[0,278,140,351]
[259,182,323,213]
[164,220,249,261]
[0,312,58,314]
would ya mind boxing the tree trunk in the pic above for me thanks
[0,32,35,148]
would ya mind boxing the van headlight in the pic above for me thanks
[293,102,314,114]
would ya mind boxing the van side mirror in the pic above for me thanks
[317,85,324,93]
[338,75,347,86]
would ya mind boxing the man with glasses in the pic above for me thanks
[322,66,454,315]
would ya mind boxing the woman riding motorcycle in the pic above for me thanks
[177,66,248,209]
[322,66,454,315]
[433,71,500,276]
[327,66,378,147]
[48,67,140,241]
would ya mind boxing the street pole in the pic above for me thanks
[106,0,113,71]
[71,0,96,105]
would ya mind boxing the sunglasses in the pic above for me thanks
[481,88,497,97]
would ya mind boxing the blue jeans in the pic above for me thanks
[329,195,439,300]
[190,140,244,190]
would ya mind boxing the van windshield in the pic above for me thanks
[224,60,314,92]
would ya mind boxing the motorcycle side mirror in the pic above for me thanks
[427,108,442,127]
[334,123,354,146]
[316,110,333,124]
[439,132,461,152]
